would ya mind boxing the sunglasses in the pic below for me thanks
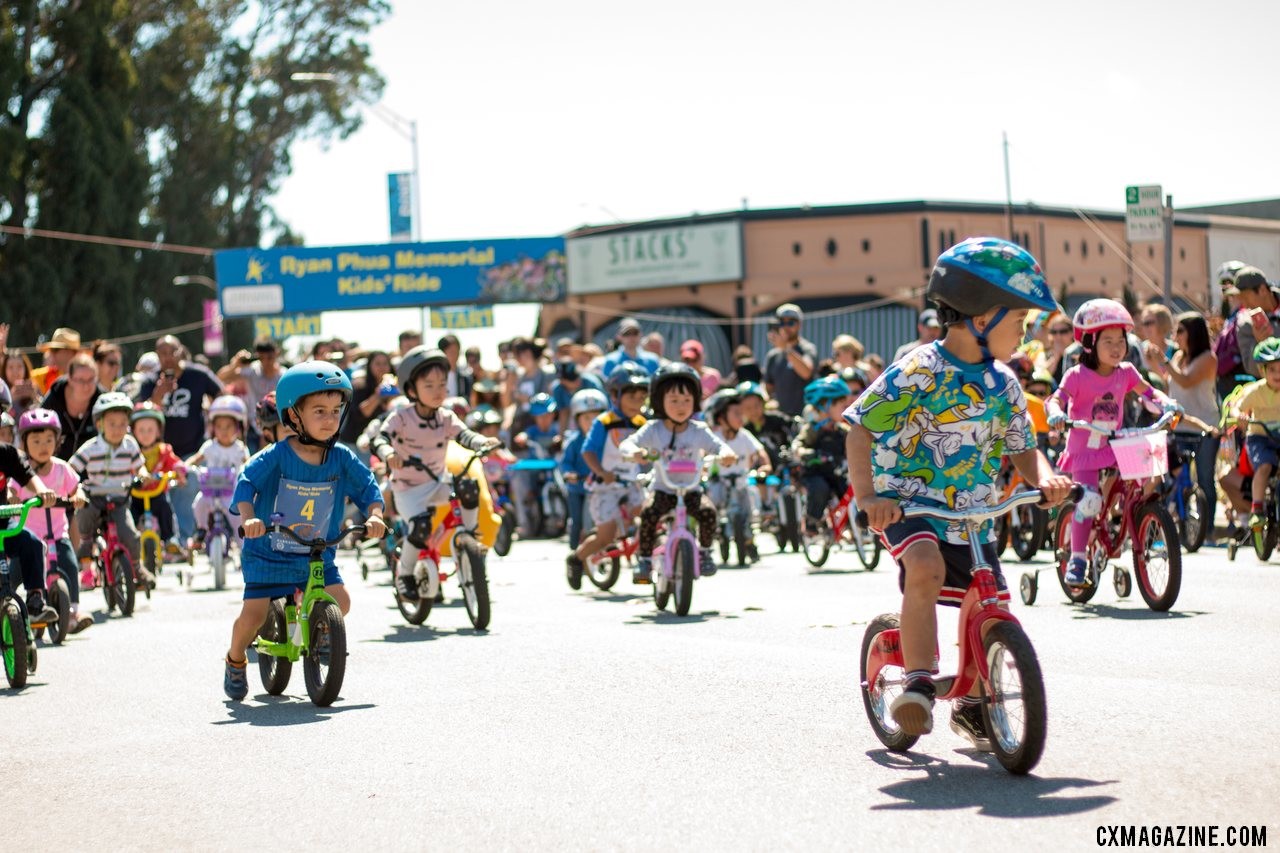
[779,319,799,327]
[1048,327,1072,336]
[102,359,120,367]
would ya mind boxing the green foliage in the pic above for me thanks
[0,0,387,359]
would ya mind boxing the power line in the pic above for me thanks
[10,317,216,357]
[562,289,926,327]
[0,224,213,256]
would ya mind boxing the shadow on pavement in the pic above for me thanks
[867,750,1118,818]
[362,624,488,643]
[624,609,738,625]
[213,698,377,727]
[586,592,648,604]
[1066,603,1209,621]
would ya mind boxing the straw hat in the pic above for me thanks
[38,328,82,352]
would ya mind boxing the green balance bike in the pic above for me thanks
[1,498,43,689]
[245,516,367,706]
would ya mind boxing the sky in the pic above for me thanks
[268,0,1278,352]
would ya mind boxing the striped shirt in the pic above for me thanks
[70,435,147,496]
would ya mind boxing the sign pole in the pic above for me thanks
[1163,194,1174,306]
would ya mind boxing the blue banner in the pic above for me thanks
[214,236,566,317]
[388,173,413,241]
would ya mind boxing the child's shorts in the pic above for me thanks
[588,481,642,527]
[243,565,343,600]
[1245,434,1280,470]
[879,515,1009,607]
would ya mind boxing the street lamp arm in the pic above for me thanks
[174,275,218,292]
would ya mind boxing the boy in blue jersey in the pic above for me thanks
[846,238,1071,749]
[223,362,385,701]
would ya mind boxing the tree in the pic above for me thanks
[0,0,387,356]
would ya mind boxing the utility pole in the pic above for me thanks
[1163,194,1174,306]
[1002,132,1014,242]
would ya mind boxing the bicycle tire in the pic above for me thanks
[586,546,621,591]
[981,620,1048,775]
[733,512,749,567]
[802,526,831,568]
[1053,504,1099,604]
[257,600,292,695]
[100,557,115,613]
[1179,485,1209,553]
[112,552,136,617]
[142,534,162,575]
[47,577,71,646]
[456,534,490,630]
[859,613,919,752]
[526,494,544,540]
[209,533,227,591]
[396,558,434,625]
[994,516,1010,557]
[1011,505,1047,562]
[673,539,695,617]
[718,529,731,564]
[1133,503,1182,612]
[653,559,671,611]
[544,489,568,539]
[303,601,346,706]
[2,601,28,689]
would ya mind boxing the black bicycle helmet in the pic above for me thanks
[703,387,741,424]
[256,391,280,431]
[648,362,702,420]
[396,346,451,401]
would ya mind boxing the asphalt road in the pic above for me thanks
[4,534,1278,851]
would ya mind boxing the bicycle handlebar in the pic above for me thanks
[131,471,178,499]
[0,497,41,526]
[855,484,1083,529]
[237,521,369,550]
[1064,410,1177,439]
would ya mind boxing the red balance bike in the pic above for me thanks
[394,450,494,631]
[801,481,881,572]
[859,485,1081,775]
[576,484,641,592]
[88,484,152,618]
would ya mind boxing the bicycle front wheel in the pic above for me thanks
[257,600,292,695]
[209,534,227,591]
[304,601,346,706]
[673,539,695,617]
[1053,505,1099,604]
[112,553,136,617]
[456,534,490,630]
[47,577,71,645]
[587,548,620,591]
[1178,485,1209,554]
[802,524,831,568]
[1133,503,1182,612]
[2,601,28,688]
[981,620,1047,775]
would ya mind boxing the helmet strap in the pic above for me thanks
[965,307,1009,364]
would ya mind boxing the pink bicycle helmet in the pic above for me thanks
[1071,298,1133,345]
[18,408,62,448]
[208,395,249,428]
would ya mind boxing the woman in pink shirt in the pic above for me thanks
[681,339,722,398]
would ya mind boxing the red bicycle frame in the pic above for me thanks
[95,495,137,587]
[590,498,640,569]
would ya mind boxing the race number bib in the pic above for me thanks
[271,479,337,554]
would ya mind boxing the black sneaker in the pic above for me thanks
[745,541,759,564]
[25,589,46,619]
[565,553,584,590]
[949,702,993,752]
[699,547,717,577]
[395,574,420,601]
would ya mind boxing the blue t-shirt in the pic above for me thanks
[842,341,1032,545]
[551,374,604,413]
[559,430,590,495]
[231,440,383,585]
[601,349,660,378]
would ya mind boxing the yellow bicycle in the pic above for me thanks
[131,472,177,577]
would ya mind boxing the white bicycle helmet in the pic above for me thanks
[208,395,249,428]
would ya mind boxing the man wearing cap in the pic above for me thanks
[681,339,722,398]
[1233,266,1280,379]
[764,304,817,417]
[892,309,943,363]
[137,335,224,543]
[31,328,83,394]
[551,358,603,432]
[601,318,660,378]
[438,334,473,400]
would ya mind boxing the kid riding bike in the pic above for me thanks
[859,487,1079,774]
[847,237,1072,748]
[1029,412,1182,611]
[393,451,495,630]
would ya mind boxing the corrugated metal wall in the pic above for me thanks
[593,308,734,374]
[751,302,918,364]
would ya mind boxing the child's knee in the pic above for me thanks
[901,546,946,593]
[327,584,351,614]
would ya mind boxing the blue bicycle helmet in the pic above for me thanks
[1253,337,1280,365]
[926,237,1059,365]
[528,392,557,416]
[275,361,353,458]
[606,364,650,398]
[736,380,765,401]
[803,375,851,409]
